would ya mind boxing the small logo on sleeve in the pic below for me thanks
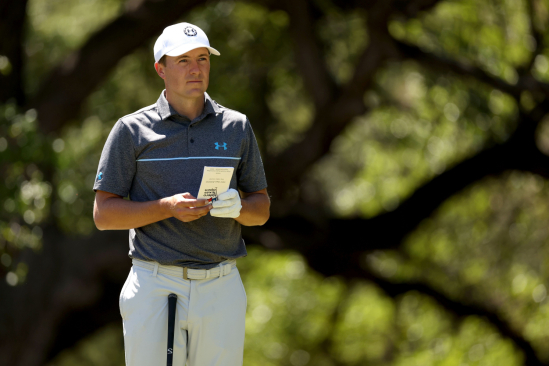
[97,172,103,181]
[215,142,227,150]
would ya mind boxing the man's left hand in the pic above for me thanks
[210,189,242,218]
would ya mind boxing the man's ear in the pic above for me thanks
[154,62,166,79]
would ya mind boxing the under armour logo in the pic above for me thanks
[97,172,103,181]
[167,348,173,355]
[184,26,197,37]
[215,142,227,150]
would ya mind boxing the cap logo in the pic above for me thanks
[184,26,197,37]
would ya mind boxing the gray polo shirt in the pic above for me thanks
[93,91,267,269]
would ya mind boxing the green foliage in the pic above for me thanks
[400,172,549,360]
[25,0,124,93]
[389,0,537,83]
[310,61,518,217]
[0,102,53,285]
[52,116,108,235]
[317,4,368,84]
[357,171,549,363]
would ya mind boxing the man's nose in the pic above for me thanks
[189,60,200,74]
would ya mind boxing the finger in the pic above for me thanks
[177,192,211,207]
[176,205,211,216]
[175,209,211,222]
[212,197,237,208]
[176,198,212,208]
[195,199,213,207]
[217,189,238,201]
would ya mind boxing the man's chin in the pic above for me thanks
[179,89,206,99]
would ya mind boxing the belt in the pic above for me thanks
[132,259,236,280]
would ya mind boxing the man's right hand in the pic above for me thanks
[94,190,212,230]
[166,193,212,222]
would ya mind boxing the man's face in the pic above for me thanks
[155,47,210,100]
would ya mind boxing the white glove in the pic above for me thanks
[210,189,242,218]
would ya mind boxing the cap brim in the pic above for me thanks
[165,43,220,58]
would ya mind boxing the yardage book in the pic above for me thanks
[196,166,235,200]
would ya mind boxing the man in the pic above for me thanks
[93,22,269,366]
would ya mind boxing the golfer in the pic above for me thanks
[92,22,269,366]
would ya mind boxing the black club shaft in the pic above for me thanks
[167,293,177,366]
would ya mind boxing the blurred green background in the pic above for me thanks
[3,0,549,365]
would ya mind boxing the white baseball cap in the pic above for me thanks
[153,22,220,62]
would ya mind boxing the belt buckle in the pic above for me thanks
[183,267,188,280]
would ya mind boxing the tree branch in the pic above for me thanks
[523,0,545,73]
[366,273,545,366]
[329,0,445,17]
[266,3,396,199]
[32,0,206,134]
[0,0,28,106]
[279,0,337,108]
[251,99,549,275]
[257,114,549,264]
[393,38,549,99]
[392,0,445,18]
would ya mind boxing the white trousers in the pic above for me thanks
[120,260,247,366]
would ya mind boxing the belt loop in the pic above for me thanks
[183,267,188,280]
[219,263,224,278]
[153,263,159,277]
[206,269,211,279]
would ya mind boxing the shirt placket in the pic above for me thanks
[188,113,211,157]
[188,120,197,157]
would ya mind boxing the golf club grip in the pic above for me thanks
[167,293,177,366]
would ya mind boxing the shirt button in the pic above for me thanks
[190,139,194,143]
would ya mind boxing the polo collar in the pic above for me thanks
[157,90,222,121]
[157,90,177,120]
[204,92,223,115]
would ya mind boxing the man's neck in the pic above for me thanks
[165,90,205,121]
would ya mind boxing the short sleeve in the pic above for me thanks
[93,120,136,197]
[237,119,268,193]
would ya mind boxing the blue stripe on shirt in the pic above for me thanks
[137,156,241,162]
